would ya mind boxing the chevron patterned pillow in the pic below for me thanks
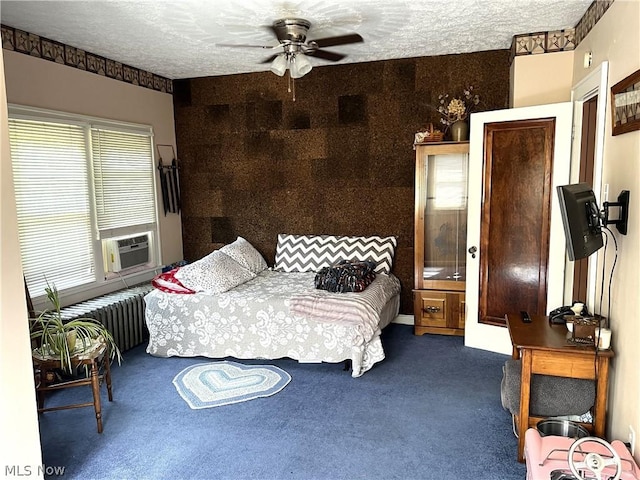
[274,234,397,275]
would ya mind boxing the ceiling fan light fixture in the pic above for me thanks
[219,17,363,80]
[270,54,288,76]
[289,54,312,79]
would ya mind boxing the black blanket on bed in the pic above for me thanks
[314,260,377,293]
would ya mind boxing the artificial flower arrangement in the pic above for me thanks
[436,85,481,127]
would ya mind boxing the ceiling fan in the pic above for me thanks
[218,18,364,79]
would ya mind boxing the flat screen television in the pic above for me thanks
[556,183,603,261]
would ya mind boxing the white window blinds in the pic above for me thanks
[9,119,95,294]
[434,154,468,210]
[91,128,155,239]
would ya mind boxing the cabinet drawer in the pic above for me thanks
[415,291,447,327]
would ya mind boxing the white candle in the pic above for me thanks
[597,328,612,350]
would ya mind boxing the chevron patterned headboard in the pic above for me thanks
[274,234,397,275]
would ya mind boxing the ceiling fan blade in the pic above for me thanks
[216,43,278,49]
[309,33,363,48]
[260,55,279,64]
[307,49,345,62]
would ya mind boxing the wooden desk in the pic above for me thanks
[505,313,613,463]
[32,339,113,433]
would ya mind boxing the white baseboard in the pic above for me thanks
[392,314,414,326]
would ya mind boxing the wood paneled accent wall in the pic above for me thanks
[173,50,510,314]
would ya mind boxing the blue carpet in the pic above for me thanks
[37,324,526,479]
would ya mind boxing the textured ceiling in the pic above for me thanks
[0,0,593,79]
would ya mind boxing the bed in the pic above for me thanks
[145,234,401,377]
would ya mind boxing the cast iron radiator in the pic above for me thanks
[60,282,153,352]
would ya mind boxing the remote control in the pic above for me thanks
[521,311,532,323]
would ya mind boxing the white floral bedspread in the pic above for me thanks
[144,270,401,377]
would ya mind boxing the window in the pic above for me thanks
[8,106,158,300]
[433,153,468,210]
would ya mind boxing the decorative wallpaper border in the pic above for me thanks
[511,29,576,58]
[1,24,173,94]
[574,0,614,45]
[510,0,614,62]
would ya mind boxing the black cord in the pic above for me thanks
[591,232,608,408]
[597,231,608,325]
[603,227,618,330]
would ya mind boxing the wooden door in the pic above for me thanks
[464,103,573,355]
[479,119,555,325]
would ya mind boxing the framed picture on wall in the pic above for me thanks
[610,68,640,136]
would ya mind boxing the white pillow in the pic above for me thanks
[174,250,255,294]
[220,236,268,274]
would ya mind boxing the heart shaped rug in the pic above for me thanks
[173,361,291,409]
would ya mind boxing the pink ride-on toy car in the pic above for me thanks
[525,428,639,480]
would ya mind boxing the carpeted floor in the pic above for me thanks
[37,324,526,479]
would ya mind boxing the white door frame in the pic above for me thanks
[566,62,609,310]
[464,102,574,355]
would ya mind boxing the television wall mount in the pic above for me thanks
[602,190,629,235]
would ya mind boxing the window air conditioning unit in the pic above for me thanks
[105,234,150,272]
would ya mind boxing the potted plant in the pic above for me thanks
[30,283,122,374]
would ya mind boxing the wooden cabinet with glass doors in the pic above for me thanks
[413,142,469,336]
